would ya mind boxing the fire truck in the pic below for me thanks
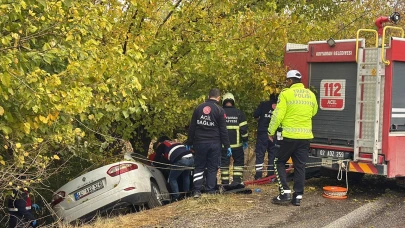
[284,13,405,183]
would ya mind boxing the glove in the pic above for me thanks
[31,220,37,227]
[242,142,248,150]
[32,204,40,210]
[185,145,191,151]
[227,148,232,157]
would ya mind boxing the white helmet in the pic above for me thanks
[286,70,302,79]
[222,92,235,106]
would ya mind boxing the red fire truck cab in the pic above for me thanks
[284,21,405,180]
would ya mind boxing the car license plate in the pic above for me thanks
[317,149,346,159]
[74,180,104,201]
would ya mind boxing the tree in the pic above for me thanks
[0,0,398,223]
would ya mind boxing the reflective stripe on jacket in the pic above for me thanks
[268,83,318,139]
[223,106,248,148]
[155,140,192,163]
[8,206,31,211]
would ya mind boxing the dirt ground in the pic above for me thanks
[146,177,389,228]
[74,143,405,228]
[80,174,405,228]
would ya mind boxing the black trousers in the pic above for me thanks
[254,132,276,179]
[193,143,221,193]
[9,213,34,228]
[274,138,309,196]
[220,147,244,184]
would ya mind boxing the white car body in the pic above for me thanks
[51,153,170,224]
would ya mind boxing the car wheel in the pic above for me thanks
[147,181,163,209]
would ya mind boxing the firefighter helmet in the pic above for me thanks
[222,92,235,106]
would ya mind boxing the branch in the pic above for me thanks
[122,8,138,54]
[155,0,183,38]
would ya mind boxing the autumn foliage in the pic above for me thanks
[0,0,401,224]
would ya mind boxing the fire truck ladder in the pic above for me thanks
[354,29,382,165]
[354,27,404,165]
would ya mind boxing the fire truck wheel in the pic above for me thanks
[395,177,405,188]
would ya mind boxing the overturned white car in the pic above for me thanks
[50,153,170,224]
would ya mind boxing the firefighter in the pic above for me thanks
[8,188,38,228]
[253,93,279,180]
[220,93,248,186]
[152,136,194,201]
[186,88,231,198]
[268,70,318,206]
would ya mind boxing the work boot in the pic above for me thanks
[291,195,302,206]
[230,181,244,188]
[193,191,201,199]
[171,196,179,202]
[272,193,292,205]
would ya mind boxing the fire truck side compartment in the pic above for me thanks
[309,62,357,144]
[391,61,405,130]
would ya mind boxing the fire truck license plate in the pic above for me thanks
[317,149,345,159]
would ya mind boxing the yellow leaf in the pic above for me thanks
[21,1,27,9]
[88,114,94,120]
[39,115,48,124]
[16,143,21,149]
[28,10,35,16]
[0,160,5,165]
[23,122,30,134]
[53,155,60,160]
[37,138,43,143]
[9,182,12,186]
[141,95,147,100]
[4,145,8,149]
[66,34,74,41]
[24,152,29,156]
[0,106,4,116]
[122,90,127,97]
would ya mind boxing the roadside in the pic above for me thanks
[79,175,404,228]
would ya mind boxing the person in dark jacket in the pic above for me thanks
[253,93,279,180]
[8,188,37,228]
[186,88,231,198]
[153,136,194,201]
[149,137,171,181]
[220,92,248,186]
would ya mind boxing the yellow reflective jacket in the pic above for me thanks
[268,83,318,139]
